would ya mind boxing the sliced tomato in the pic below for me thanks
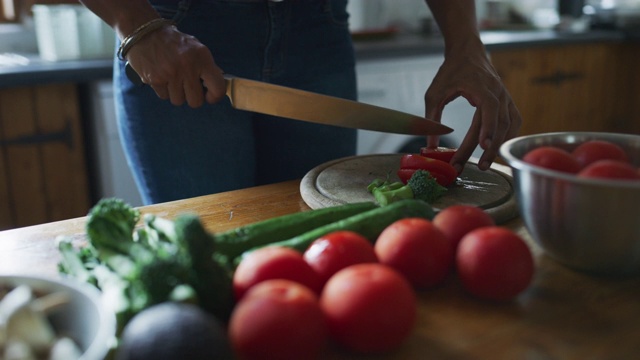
[420,147,457,163]
[398,154,458,187]
[397,168,414,184]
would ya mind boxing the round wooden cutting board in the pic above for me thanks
[300,154,518,224]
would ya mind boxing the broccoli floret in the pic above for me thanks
[86,198,140,254]
[407,169,448,203]
[368,169,447,206]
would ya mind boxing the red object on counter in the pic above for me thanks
[398,154,458,187]
[420,147,457,163]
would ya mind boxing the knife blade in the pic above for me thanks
[225,76,452,136]
[124,63,452,135]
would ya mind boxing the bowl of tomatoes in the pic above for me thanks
[500,132,640,276]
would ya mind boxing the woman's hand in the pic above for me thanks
[125,24,227,108]
[424,47,521,173]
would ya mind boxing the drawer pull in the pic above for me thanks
[532,71,584,86]
[0,120,73,149]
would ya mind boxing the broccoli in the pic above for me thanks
[85,198,140,253]
[58,198,234,335]
[368,169,447,206]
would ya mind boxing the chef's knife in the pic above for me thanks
[125,63,453,135]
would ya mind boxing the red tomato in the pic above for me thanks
[577,159,640,180]
[419,147,457,163]
[522,146,581,174]
[374,218,454,289]
[320,264,416,353]
[233,246,323,300]
[303,231,378,287]
[456,227,534,301]
[571,140,629,169]
[229,279,327,360]
[432,205,495,251]
[398,154,458,186]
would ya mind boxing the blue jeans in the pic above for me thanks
[113,0,357,204]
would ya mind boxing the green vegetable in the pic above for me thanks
[57,198,234,334]
[213,202,377,265]
[241,199,435,256]
[368,169,447,206]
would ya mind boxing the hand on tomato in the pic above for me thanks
[398,154,458,187]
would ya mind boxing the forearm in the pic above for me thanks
[425,0,485,57]
[79,0,160,39]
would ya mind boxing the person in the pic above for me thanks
[79,0,521,205]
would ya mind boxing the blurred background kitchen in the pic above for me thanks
[1,0,639,229]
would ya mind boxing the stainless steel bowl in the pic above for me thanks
[500,132,640,276]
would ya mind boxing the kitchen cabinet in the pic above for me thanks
[0,83,91,230]
[490,42,640,136]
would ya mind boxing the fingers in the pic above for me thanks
[450,110,482,174]
[424,83,451,150]
[126,27,226,108]
[425,60,522,172]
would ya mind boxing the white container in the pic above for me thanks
[33,4,115,61]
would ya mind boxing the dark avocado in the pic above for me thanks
[116,302,233,360]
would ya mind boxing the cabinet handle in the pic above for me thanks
[531,71,585,86]
[0,120,74,149]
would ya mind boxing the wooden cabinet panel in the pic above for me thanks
[0,83,90,230]
[490,43,640,137]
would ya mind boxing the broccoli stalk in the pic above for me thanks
[368,169,447,206]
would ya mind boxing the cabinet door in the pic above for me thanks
[0,83,91,229]
[491,43,637,136]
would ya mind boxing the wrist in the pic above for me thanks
[117,18,176,61]
[443,35,487,59]
[112,5,162,40]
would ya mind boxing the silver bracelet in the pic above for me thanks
[117,18,175,61]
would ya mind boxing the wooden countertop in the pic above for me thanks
[1,179,639,359]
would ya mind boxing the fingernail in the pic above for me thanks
[480,161,491,170]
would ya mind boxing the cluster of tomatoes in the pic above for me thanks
[522,139,640,180]
[227,205,535,359]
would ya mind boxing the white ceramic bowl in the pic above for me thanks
[500,132,640,276]
[0,275,116,360]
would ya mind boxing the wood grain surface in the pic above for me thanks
[0,179,638,360]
